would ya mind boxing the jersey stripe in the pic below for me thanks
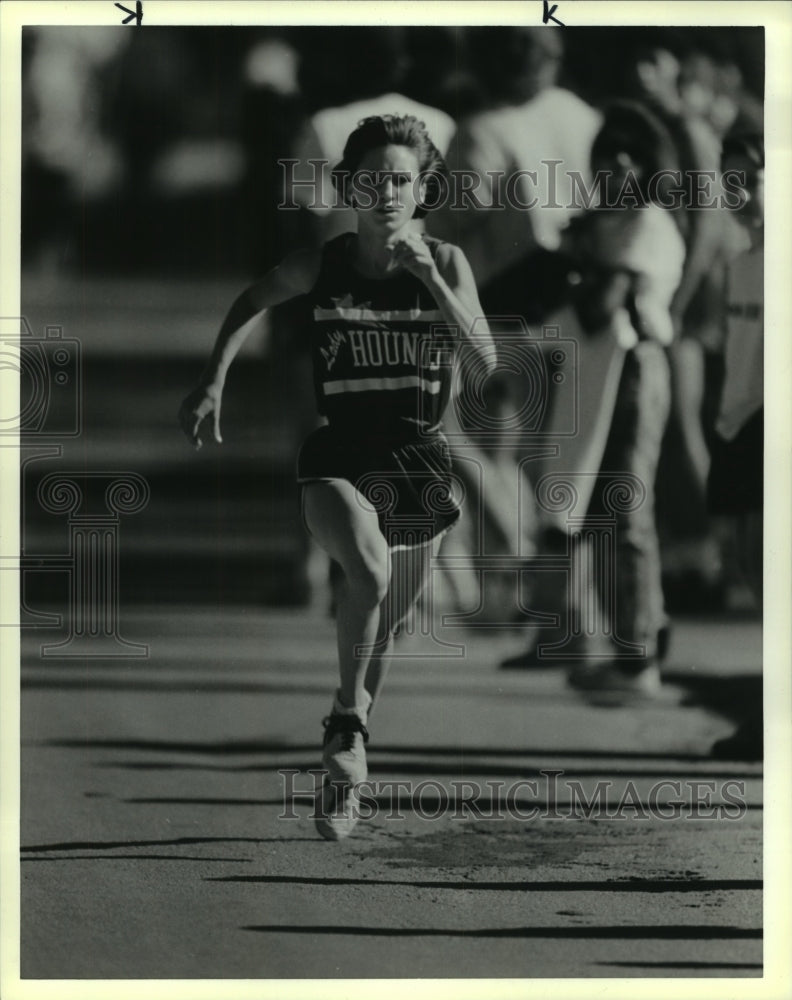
[314,306,444,322]
[323,375,443,396]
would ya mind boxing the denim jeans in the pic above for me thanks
[585,339,671,663]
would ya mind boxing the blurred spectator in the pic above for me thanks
[678,29,763,140]
[625,35,735,607]
[22,27,128,269]
[502,103,686,696]
[24,28,127,196]
[426,29,600,617]
[707,134,764,759]
[431,27,601,287]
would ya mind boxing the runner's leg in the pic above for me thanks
[302,479,389,709]
[365,535,442,714]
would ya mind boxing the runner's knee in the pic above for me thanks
[344,546,390,609]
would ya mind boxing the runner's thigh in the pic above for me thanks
[302,479,389,584]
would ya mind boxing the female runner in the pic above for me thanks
[179,115,494,838]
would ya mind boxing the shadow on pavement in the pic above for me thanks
[241,924,762,939]
[42,737,729,762]
[210,874,762,892]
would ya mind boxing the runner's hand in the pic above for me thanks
[389,232,439,286]
[178,384,223,449]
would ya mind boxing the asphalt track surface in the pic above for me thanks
[20,607,763,981]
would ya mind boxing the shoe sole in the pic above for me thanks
[314,780,362,841]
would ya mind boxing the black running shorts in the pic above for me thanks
[297,425,462,549]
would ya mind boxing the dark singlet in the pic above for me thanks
[307,233,455,442]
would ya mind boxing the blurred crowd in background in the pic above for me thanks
[21,25,763,274]
[21,25,765,635]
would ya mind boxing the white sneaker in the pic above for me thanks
[321,710,369,785]
[315,703,370,841]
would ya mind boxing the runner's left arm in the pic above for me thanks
[390,235,496,375]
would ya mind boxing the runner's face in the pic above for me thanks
[351,145,424,238]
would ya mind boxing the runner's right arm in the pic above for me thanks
[178,248,321,448]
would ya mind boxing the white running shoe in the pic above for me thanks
[315,707,370,841]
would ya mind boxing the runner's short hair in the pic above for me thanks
[332,114,448,217]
